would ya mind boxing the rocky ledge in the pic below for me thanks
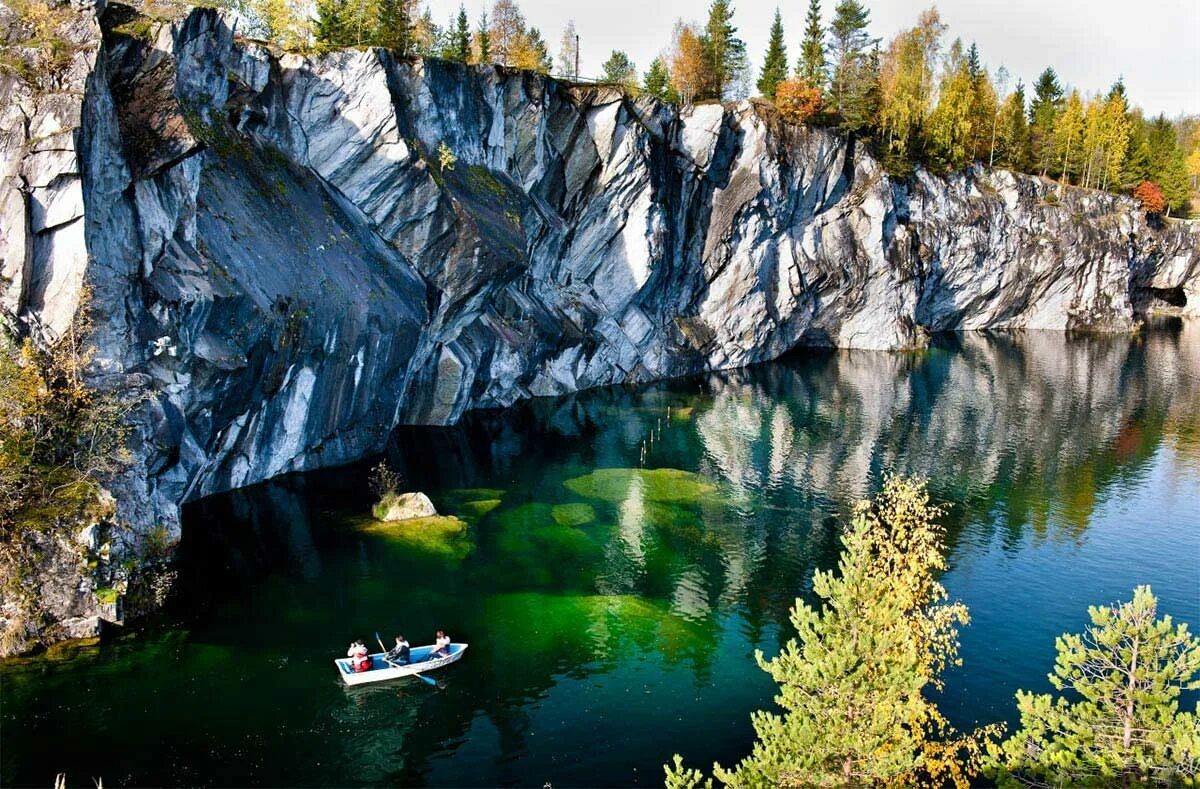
[1,3,1198,653]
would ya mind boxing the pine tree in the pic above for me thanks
[1145,115,1191,214]
[601,50,636,88]
[668,477,999,787]
[643,57,677,103]
[702,0,747,101]
[965,41,982,84]
[1029,67,1063,176]
[827,0,875,129]
[988,586,1200,786]
[1159,151,1190,215]
[756,9,788,99]
[1108,75,1127,103]
[797,0,825,88]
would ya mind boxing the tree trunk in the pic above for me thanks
[989,113,998,168]
[1123,634,1139,751]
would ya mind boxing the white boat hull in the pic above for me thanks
[335,643,467,686]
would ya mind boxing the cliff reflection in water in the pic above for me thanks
[180,320,1200,621]
[695,320,1199,538]
[145,320,1200,786]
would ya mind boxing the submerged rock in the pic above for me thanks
[564,468,719,503]
[356,514,470,560]
[551,503,596,527]
[373,491,438,522]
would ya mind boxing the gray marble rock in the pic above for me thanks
[1,5,1198,653]
[376,492,438,522]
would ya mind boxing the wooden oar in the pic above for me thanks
[377,631,437,686]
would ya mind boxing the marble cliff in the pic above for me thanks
[1,2,1197,651]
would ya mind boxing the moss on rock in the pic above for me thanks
[563,468,718,504]
[551,502,596,527]
[356,515,471,560]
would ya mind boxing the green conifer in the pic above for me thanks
[668,477,998,787]
[374,0,411,53]
[702,0,747,101]
[756,9,788,99]
[988,586,1200,786]
[642,57,677,103]
[797,0,825,88]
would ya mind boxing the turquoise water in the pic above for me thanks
[3,323,1199,787]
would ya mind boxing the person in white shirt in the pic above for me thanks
[431,630,451,659]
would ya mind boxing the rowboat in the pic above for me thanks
[334,643,468,686]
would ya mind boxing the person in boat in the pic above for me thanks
[347,640,372,672]
[430,630,451,659]
[385,635,411,665]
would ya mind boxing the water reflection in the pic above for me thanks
[4,322,1197,787]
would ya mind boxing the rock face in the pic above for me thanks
[1,5,1198,650]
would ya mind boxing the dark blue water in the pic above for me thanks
[2,322,1198,787]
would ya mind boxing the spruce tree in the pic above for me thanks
[988,586,1200,786]
[447,5,470,62]
[315,0,348,48]
[965,41,982,84]
[756,9,788,99]
[702,0,747,101]
[797,0,825,88]
[374,0,411,53]
[1029,67,1064,175]
[996,80,1030,171]
[643,57,677,103]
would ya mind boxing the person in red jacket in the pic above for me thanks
[346,640,372,672]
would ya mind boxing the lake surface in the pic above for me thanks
[3,322,1199,787]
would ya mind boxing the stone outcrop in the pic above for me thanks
[1,3,1198,652]
[375,491,438,522]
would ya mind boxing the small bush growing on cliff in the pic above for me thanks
[0,295,133,539]
[774,79,823,126]
[1133,180,1167,217]
[667,476,1000,787]
[437,141,456,173]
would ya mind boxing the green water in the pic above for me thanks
[3,324,1199,787]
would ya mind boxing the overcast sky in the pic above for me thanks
[422,0,1199,116]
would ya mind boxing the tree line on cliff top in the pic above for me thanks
[233,0,1199,216]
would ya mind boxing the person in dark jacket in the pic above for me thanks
[386,635,411,665]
